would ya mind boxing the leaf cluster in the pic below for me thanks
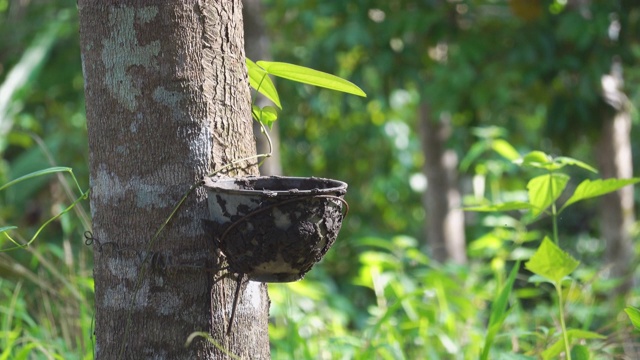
[246,59,365,129]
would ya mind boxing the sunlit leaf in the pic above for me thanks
[527,173,569,219]
[624,307,640,330]
[514,150,550,167]
[565,329,606,340]
[515,152,596,173]
[491,139,520,161]
[554,156,597,173]
[246,58,281,109]
[561,178,640,212]
[257,61,366,97]
[525,237,579,284]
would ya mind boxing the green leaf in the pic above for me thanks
[515,151,596,173]
[480,261,520,360]
[246,58,281,109]
[624,306,640,330]
[459,141,489,171]
[0,166,71,192]
[541,329,603,360]
[571,345,591,360]
[554,156,597,173]
[252,105,278,129]
[525,237,579,284]
[561,178,640,212]
[527,173,569,219]
[256,61,366,97]
[514,150,551,167]
[565,329,605,340]
[464,201,533,212]
[541,336,564,360]
[491,139,520,161]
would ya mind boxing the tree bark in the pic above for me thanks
[418,103,467,264]
[597,59,635,295]
[78,1,270,359]
[243,0,282,176]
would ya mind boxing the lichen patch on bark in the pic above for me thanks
[102,6,160,111]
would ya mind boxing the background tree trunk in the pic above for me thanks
[78,1,270,359]
[418,103,467,264]
[243,0,282,176]
[597,59,635,295]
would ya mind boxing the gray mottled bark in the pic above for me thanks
[78,1,270,359]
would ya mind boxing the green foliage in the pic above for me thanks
[466,146,639,358]
[625,307,640,331]
[269,235,488,359]
[247,58,365,130]
[246,58,281,109]
[2,0,640,358]
[515,151,598,173]
[481,261,520,360]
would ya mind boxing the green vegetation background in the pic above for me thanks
[1,0,640,358]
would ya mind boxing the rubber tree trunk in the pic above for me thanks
[418,103,467,264]
[78,1,270,359]
[596,59,635,295]
[243,0,282,176]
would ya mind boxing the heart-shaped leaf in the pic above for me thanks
[525,237,579,284]
[527,173,569,219]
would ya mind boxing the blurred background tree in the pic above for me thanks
[263,0,640,286]
[1,0,640,358]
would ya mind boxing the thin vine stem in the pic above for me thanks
[555,283,572,360]
[551,203,560,246]
[0,167,89,252]
[548,170,560,245]
[548,168,569,357]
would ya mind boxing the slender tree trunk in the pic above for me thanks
[418,103,467,264]
[597,59,635,295]
[243,0,282,176]
[78,1,270,359]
